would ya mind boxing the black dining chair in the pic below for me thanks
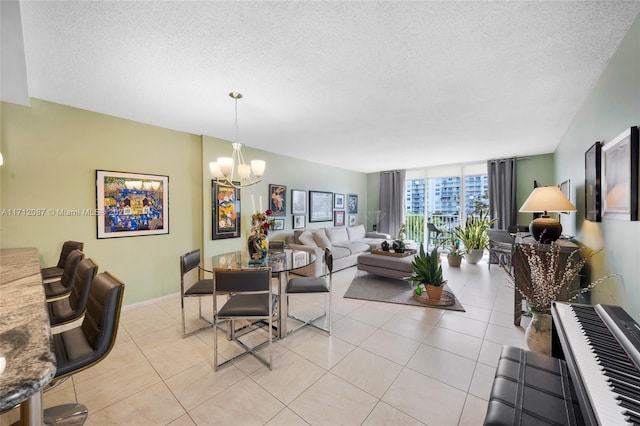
[180,249,215,337]
[285,248,333,335]
[43,271,125,425]
[213,268,277,371]
[43,249,84,299]
[41,241,84,283]
[47,258,98,327]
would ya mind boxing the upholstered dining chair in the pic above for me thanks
[41,240,84,283]
[47,258,98,327]
[43,249,84,300]
[213,268,277,371]
[285,248,333,335]
[43,271,125,425]
[487,229,515,271]
[180,249,215,337]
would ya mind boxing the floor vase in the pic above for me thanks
[525,312,552,355]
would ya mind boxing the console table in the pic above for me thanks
[512,238,580,326]
[0,248,56,425]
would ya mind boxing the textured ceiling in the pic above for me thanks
[13,1,640,173]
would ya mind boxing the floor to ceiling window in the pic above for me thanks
[405,163,488,248]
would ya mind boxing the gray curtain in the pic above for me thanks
[379,170,406,238]
[488,158,517,230]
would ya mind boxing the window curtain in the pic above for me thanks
[487,158,517,230]
[379,170,406,238]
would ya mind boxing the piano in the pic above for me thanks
[551,302,640,425]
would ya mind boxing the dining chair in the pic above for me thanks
[285,248,333,335]
[41,240,84,283]
[42,249,84,299]
[180,249,215,337]
[487,229,515,271]
[213,268,277,371]
[43,271,124,425]
[47,258,98,327]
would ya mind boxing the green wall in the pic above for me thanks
[554,14,640,319]
[515,154,555,226]
[0,99,368,305]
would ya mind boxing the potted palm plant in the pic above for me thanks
[453,212,497,264]
[404,243,445,300]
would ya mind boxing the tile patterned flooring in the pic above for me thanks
[1,258,528,425]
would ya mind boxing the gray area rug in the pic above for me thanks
[344,274,465,312]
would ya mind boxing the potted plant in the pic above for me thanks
[404,243,445,300]
[453,212,497,264]
[444,238,464,267]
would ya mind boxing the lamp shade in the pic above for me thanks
[519,186,576,243]
[519,186,577,213]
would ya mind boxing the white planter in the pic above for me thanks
[464,249,484,264]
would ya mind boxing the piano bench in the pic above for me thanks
[484,346,583,426]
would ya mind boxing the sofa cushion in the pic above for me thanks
[326,227,349,243]
[330,246,351,259]
[347,224,366,241]
[313,232,332,249]
[298,230,318,247]
[333,241,370,255]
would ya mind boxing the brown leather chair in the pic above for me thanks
[41,241,84,282]
[43,249,84,299]
[47,258,98,327]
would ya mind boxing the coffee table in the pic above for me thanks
[356,250,416,280]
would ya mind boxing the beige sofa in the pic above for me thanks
[285,224,390,276]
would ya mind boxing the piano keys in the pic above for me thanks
[552,302,640,425]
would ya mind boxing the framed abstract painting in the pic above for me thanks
[212,180,241,239]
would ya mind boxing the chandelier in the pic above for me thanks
[209,92,265,188]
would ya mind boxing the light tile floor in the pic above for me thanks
[1,256,528,426]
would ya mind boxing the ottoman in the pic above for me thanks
[356,252,415,280]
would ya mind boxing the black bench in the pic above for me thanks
[484,346,583,425]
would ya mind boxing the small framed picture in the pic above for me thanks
[293,215,305,229]
[309,190,333,222]
[347,194,358,214]
[291,189,306,214]
[292,251,308,269]
[559,179,570,215]
[602,126,639,221]
[269,184,287,216]
[334,210,345,226]
[585,142,602,222]
[334,193,345,209]
[348,214,357,226]
[273,218,285,231]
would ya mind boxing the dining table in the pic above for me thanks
[201,248,316,338]
[0,248,56,426]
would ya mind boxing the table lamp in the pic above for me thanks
[519,186,577,243]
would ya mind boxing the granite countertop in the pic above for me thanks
[0,248,56,412]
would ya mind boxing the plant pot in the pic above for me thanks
[464,249,484,264]
[525,312,552,355]
[425,283,444,300]
[447,254,462,267]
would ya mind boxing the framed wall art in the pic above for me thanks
[559,179,570,214]
[585,142,602,222]
[348,214,357,226]
[96,170,168,239]
[334,193,345,209]
[269,184,287,216]
[334,210,345,226]
[212,180,241,239]
[291,189,307,214]
[273,218,285,231]
[309,190,333,222]
[602,126,638,221]
[347,194,358,214]
[293,215,306,229]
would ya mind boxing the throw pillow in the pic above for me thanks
[313,231,332,249]
[298,230,317,247]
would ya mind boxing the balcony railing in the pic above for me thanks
[405,213,461,247]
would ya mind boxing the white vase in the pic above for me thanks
[525,312,552,355]
[464,249,484,264]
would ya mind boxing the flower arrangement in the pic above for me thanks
[445,238,465,257]
[504,242,618,314]
[250,209,274,236]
